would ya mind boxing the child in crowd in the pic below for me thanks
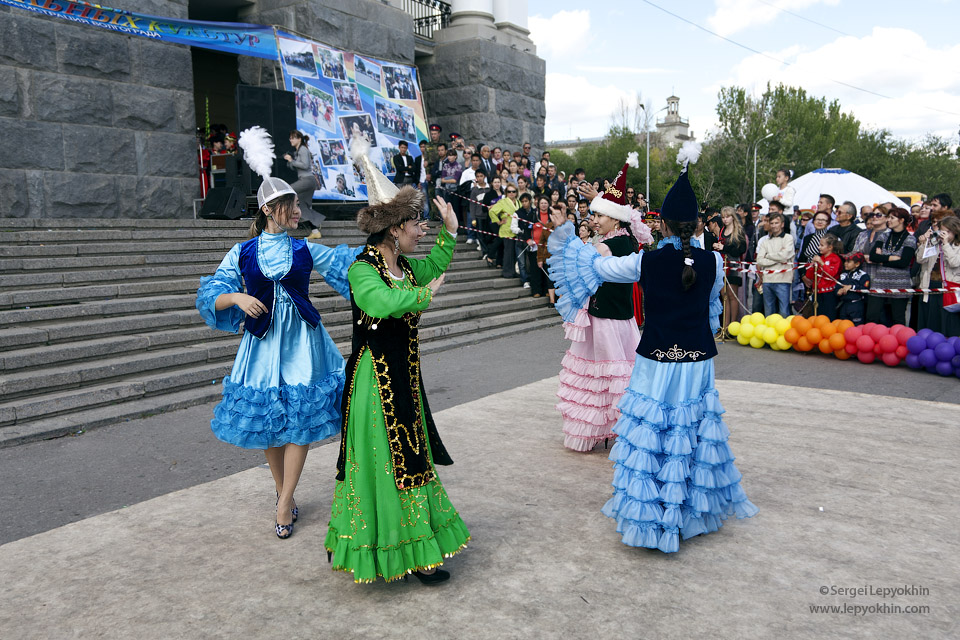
[835,252,870,324]
[805,233,843,319]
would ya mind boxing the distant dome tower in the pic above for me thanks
[656,95,695,145]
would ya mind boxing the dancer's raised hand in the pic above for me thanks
[433,196,459,236]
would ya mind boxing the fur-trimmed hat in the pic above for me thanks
[350,136,424,234]
[590,152,639,223]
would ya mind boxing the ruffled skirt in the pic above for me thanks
[601,357,758,552]
[210,297,345,449]
[556,311,640,452]
[325,349,470,583]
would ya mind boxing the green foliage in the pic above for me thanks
[550,83,960,210]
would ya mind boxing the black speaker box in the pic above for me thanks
[235,85,297,190]
[199,186,245,220]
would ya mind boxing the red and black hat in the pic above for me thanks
[429,124,442,132]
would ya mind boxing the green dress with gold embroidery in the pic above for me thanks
[325,228,470,583]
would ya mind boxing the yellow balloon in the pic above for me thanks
[767,313,784,325]
[749,336,765,349]
[770,343,780,351]
[775,319,791,335]
[740,323,755,339]
[763,327,778,343]
[750,312,765,324]
[775,335,791,351]
[728,321,741,337]
[737,334,750,346]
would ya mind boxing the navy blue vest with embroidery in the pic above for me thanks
[238,236,320,339]
[637,245,717,363]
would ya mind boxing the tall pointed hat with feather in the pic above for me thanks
[238,126,295,209]
[350,136,424,234]
[660,141,702,222]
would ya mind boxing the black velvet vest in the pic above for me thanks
[589,235,636,320]
[335,246,452,490]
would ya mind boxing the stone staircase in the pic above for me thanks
[0,219,560,448]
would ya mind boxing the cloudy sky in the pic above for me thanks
[528,0,960,144]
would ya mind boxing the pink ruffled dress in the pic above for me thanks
[556,230,640,451]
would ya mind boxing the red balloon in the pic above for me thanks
[895,345,909,359]
[857,350,876,364]
[844,326,863,343]
[881,352,901,367]
[862,322,876,332]
[873,343,882,355]
[844,342,858,355]
[869,325,889,342]
[896,327,916,346]
[878,334,899,353]
[856,335,875,352]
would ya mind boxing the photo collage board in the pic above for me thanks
[276,31,427,202]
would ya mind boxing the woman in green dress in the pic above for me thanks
[325,148,469,585]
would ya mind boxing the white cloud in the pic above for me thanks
[574,65,674,75]
[718,27,960,138]
[543,72,635,141]
[528,10,591,59]
[707,0,840,37]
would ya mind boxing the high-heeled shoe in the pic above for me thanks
[326,550,332,563]
[276,522,294,539]
[405,568,450,585]
[277,493,298,523]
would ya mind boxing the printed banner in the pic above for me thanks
[1,0,278,59]
[276,31,427,202]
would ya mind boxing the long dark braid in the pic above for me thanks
[664,219,698,291]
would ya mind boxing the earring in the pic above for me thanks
[394,235,400,254]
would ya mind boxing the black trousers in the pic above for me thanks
[865,295,908,326]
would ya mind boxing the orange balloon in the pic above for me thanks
[813,315,830,329]
[838,319,855,333]
[806,327,822,344]
[820,323,837,339]
[828,333,846,351]
[796,336,813,352]
[794,317,812,334]
[835,349,852,360]
[791,315,804,329]
[784,328,800,344]
[818,338,833,354]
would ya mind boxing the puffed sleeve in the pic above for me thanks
[407,227,457,285]
[547,221,644,323]
[307,242,363,300]
[349,262,433,318]
[196,244,244,333]
[708,251,724,334]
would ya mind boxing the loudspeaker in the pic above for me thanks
[199,186,246,220]
[235,85,297,188]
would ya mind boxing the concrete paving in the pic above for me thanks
[1,377,956,639]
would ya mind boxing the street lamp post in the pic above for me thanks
[639,103,668,206]
[820,148,836,168]
[752,131,776,204]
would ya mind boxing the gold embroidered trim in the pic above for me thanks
[650,344,707,361]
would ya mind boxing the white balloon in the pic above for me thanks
[760,183,779,201]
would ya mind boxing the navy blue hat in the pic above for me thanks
[660,142,702,223]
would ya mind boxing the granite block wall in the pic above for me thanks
[0,1,198,219]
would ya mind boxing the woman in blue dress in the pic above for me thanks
[196,176,359,539]
[547,145,758,553]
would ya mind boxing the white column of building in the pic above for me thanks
[491,0,533,47]
[440,0,497,41]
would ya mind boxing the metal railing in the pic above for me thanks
[396,0,451,39]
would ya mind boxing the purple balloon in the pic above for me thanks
[927,332,947,349]
[955,340,960,357]
[905,353,921,369]
[936,361,954,376]
[919,349,939,369]
[952,355,960,369]
[935,342,956,362]
[917,328,933,340]
[947,336,960,349]
[926,366,938,374]
[906,335,927,355]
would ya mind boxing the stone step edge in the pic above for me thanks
[0,317,561,449]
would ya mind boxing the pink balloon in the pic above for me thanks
[869,325,889,342]
[881,352,901,367]
[862,322,876,332]
[878,334,899,354]
[896,327,916,346]
[857,350,876,364]
[873,344,883,355]
[889,324,906,335]
[895,345,909,359]
[844,342,859,355]
[845,326,863,343]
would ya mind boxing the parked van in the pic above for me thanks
[890,191,927,206]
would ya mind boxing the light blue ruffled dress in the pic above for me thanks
[196,231,359,449]
[548,221,758,553]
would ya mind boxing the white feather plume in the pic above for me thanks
[626,151,639,169]
[348,134,372,167]
[676,141,702,168]
[238,126,275,180]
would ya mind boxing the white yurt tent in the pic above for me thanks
[758,168,909,214]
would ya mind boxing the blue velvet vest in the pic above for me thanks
[238,236,321,339]
[637,245,717,363]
